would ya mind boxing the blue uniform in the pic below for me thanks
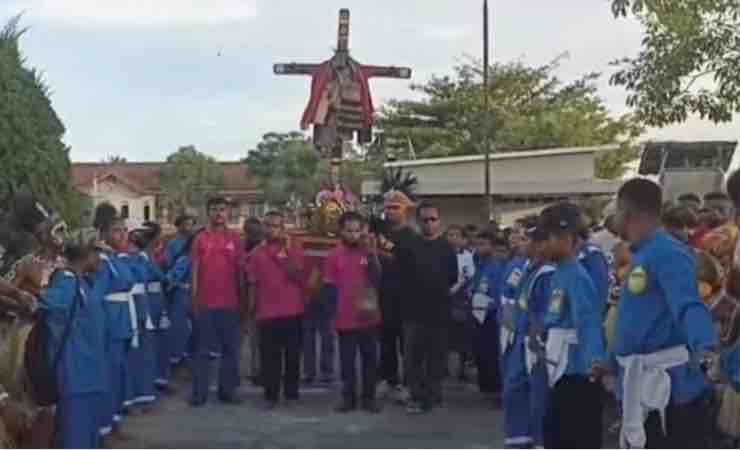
[502,262,554,448]
[126,252,157,406]
[615,230,716,405]
[43,270,106,449]
[544,258,606,376]
[138,252,170,387]
[96,252,136,433]
[471,256,508,393]
[166,254,192,364]
[164,236,187,270]
[498,256,529,364]
[577,241,610,320]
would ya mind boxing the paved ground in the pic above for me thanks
[110,368,505,449]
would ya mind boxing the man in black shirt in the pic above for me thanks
[398,201,458,413]
[377,191,418,400]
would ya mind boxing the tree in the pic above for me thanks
[610,0,740,126]
[243,132,322,208]
[378,56,643,179]
[0,16,81,224]
[103,155,127,164]
[160,145,224,216]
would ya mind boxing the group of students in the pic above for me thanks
[40,206,198,448]
[449,175,740,449]
[40,173,740,449]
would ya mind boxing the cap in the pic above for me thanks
[538,202,584,235]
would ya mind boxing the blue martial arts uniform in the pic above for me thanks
[138,252,170,388]
[96,252,136,433]
[126,251,157,406]
[542,257,606,448]
[577,241,610,320]
[164,235,187,270]
[43,270,106,449]
[498,256,529,367]
[471,256,508,393]
[166,254,192,364]
[615,230,716,404]
[506,262,554,449]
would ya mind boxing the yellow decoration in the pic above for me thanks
[628,266,648,295]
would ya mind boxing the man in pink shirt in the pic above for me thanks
[323,212,382,413]
[190,196,243,406]
[246,211,306,409]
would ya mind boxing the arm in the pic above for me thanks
[448,247,459,289]
[570,275,607,371]
[654,248,718,354]
[190,236,200,307]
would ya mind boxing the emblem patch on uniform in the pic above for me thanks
[507,269,522,287]
[549,289,564,314]
[628,266,648,295]
[518,294,528,311]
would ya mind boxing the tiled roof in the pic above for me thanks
[71,161,259,193]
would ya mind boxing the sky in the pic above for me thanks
[3,0,740,163]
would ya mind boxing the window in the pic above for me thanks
[120,202,130,219]
[143,204,151,221]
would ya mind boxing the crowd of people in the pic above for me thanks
[31,171,740,449]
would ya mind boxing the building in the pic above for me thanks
[71,162,264,228]
[362,145,621,226]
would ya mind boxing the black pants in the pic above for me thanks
[645,390,712,449]
[259,316,303,402]
[338,328,379,402]
[403,322,448,406]
[544,374,603,449]
[473,314,501,393]
[378,324,404,385]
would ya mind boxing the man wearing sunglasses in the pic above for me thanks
[397,201,458,414]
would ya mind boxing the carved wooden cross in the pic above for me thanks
[273,9,411,187]
[274,9,412,81]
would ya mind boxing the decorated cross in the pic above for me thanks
[273,8,412,180]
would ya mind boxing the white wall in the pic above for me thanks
[85,179,156,223]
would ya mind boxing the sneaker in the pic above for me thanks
[361,398,382,414]
[334,399,356,413]
[209,351,222,360]
[405,401,427,414]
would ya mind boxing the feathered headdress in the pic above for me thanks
[381,167,418,201]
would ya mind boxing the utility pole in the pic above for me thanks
[483,0,494,222]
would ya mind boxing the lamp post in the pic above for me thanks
[483,0,494,222]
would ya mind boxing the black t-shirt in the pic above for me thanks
[378,226,418,323]
[396,235,458,326]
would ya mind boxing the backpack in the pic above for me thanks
[24,272,80,406]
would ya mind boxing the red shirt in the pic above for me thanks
[193,228,242,308]
[246,242,306,321]
[323,244,381,331]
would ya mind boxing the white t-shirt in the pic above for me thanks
[451,249,476,295]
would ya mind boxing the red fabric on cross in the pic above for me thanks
[300,60,374,130]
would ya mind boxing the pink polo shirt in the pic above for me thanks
[192,228,242,309]
[323,244,381,331]
[246,242,306,322]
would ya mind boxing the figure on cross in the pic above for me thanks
[274,9,412,164]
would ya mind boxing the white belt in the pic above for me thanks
[131,283,145,295]
[147,282,162,293]
[545,328,578,387]
[105,291,139,348]
[617,345,690,449]
[176,283,191,290]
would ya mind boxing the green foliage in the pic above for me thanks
[0,16,81,221]
[103,155,127,163]
[378,56,643,178]
[610,0,740,126]
[160,145,225,215]
[243,132,322,208]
